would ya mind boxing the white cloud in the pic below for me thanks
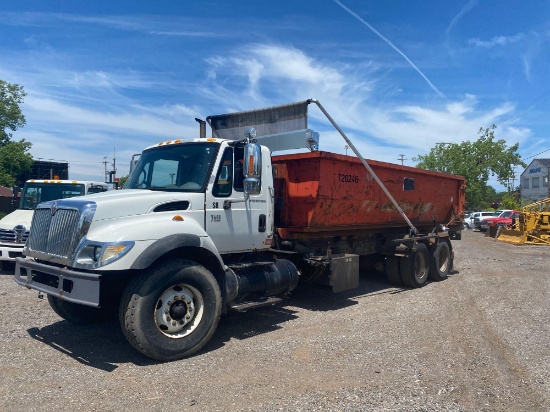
[4,11,229,39]
[468,33,525,48]
[203,44,528,165]
[24,95,190,136]
[5,40,532,179]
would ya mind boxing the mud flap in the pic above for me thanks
[315,254,359,293]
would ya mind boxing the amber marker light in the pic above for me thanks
[172,215,184,221]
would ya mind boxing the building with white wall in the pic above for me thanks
[520,159,550,201]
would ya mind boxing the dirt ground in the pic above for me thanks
[0,230,548,411]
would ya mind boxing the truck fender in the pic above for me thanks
[130,234,225,271]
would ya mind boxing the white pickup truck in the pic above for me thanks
[464,211,496,229]
[471,210,513,231]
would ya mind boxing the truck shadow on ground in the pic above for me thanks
[25,269,458,371]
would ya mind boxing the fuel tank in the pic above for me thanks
[272,151,465,237]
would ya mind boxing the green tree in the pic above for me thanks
[0,80,33,187]
[0,140,33,187]
[0,80,27,145]
[498,191,521,210]
[413,125,526,210]
[118,175,129,188]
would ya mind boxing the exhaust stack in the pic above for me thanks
[195,118,206,139]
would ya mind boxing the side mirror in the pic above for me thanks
[243,142,261,196]
[11,186,20,205]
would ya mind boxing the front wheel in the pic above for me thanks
[119,259,222,361]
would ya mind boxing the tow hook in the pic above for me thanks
[37,292,44,300]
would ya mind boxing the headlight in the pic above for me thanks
[101,244,130,263]
[74,240,134,269]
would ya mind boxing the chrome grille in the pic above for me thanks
[0,229,30,244]
[28,209,80,257]
[25,200,96,264]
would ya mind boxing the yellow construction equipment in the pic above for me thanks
[496,198,550,245]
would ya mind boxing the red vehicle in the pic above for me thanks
[483,210,520,229]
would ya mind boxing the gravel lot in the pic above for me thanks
[1,230,549,411]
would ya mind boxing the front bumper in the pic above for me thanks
[14,257,101,307]
[0,244,25,262]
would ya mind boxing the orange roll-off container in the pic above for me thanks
[272,151,465,239]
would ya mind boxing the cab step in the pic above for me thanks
[229,297,283,312]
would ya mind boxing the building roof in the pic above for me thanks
[0,186,13,197]
[521,158,550,177]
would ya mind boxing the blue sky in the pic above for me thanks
[1,0,549,187]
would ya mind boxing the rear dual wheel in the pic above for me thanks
[428,240,451,281]
[385,243,430,288]
[400,243,430,288]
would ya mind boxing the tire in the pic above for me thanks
[399,243,430,288]
[463,222,470,230]
[47,295,115,324]
[385,255,403,286]
[119,259,222,362]
[428,240,451,281]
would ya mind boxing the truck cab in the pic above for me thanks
[0,180,108,266]
[121,138,275,255]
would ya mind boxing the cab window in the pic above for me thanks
[212,147,246,197]
[234,146,245,192]
[213,149,233,197]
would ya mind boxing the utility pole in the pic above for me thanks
[113,148,116,181]
[397,154,406,165]
[103,156,108,183]
[109,148,117,187]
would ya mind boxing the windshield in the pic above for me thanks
[88,185,108,194]
[20,183,86,210]
[124,142,220,192]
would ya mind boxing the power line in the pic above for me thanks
[523,147,550,160]
[499,89,550,129]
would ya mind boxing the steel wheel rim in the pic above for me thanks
[154,284,204,338]
[414,251,429,281]
[438,245,450,273]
